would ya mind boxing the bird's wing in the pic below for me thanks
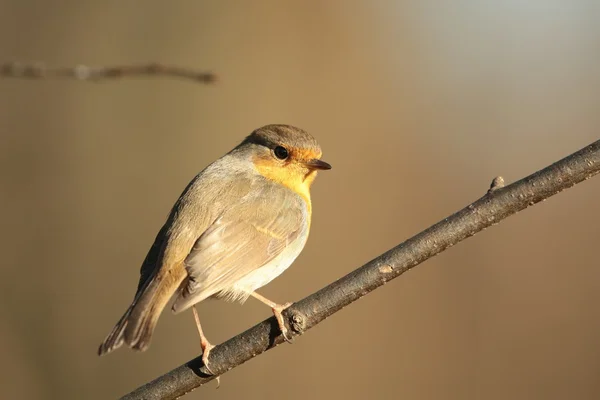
[132,164,254,301]
[172,183,307,312]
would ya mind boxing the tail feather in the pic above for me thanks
[97,306,132,355]
[124,277,169,351]
[98,266,186,356]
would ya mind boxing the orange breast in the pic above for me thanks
[253,159,314,216]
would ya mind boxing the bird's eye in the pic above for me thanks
[273,146,289,160]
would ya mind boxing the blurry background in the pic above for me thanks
[1,1,599,399]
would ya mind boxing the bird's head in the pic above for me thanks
[240,124,331,199]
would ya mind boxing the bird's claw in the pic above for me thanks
[272,302,294,343]
[201,341,221,388]
[201,342,216,375]
[281,327,294,343]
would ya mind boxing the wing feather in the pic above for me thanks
[172,182,307,312]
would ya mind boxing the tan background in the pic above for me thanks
[1,1,599,399]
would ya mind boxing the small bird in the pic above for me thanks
[98,124,331,373]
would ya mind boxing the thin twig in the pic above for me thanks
[121,139,600,400]
[0,62,217,84]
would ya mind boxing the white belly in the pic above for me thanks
[230,227,309,295]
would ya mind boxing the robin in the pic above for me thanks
[98,124,331,373]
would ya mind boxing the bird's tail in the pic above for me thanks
[97,302,133,355]
[97,267,185,356]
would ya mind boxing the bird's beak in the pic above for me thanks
[304,159,332,170]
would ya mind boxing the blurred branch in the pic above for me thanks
[122,139,600,400]
[0,61,217,84]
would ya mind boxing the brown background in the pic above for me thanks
[1,1,599,399]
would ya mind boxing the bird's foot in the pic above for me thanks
[271,302,294,343]
[201,339,220,387]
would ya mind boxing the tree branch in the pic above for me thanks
[0,62,217,84]
[122,140,600,399]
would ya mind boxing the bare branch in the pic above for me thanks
[122,140,600,400]
[0,62,217,84]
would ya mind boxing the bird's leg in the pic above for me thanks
[249,292,294,343]
[192,305,220,386]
